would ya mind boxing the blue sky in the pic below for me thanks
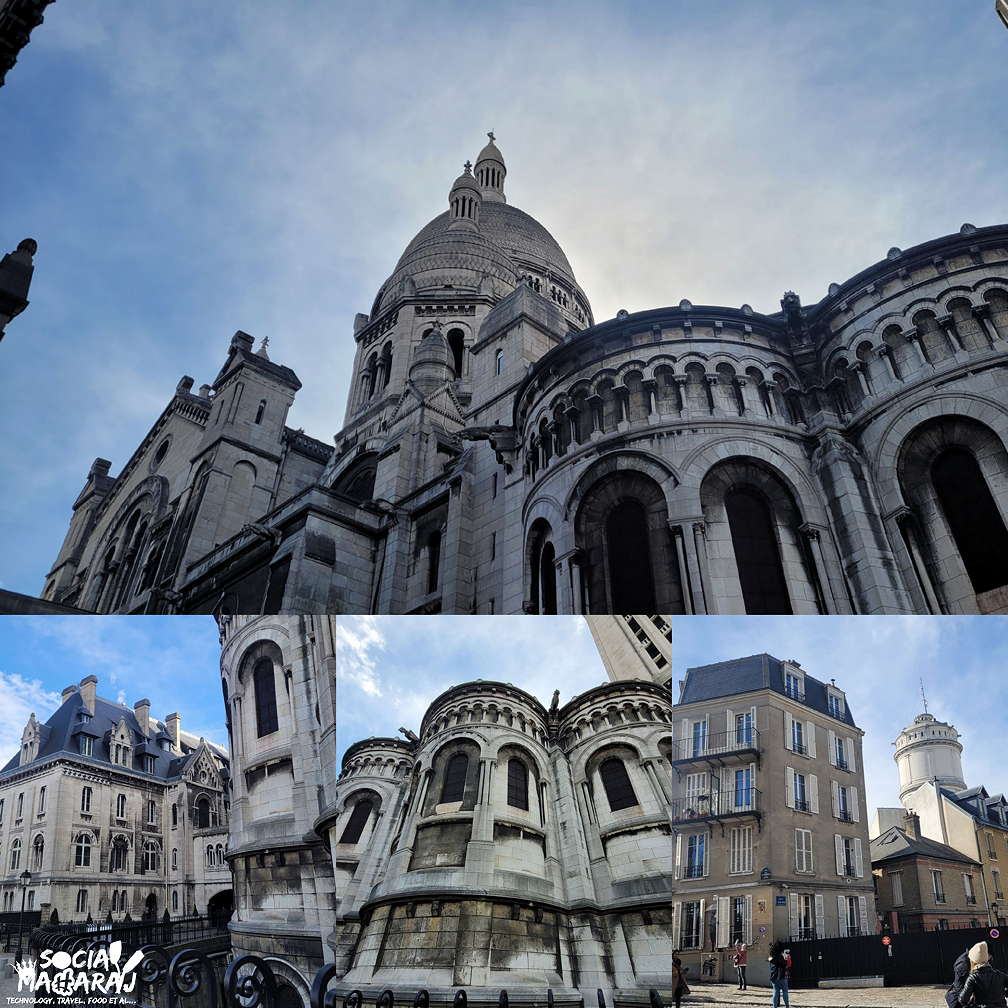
[0,2,1004,593]
[0,616,222,765]
[673,616,1008,818]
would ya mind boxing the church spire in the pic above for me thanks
[474,131,506,203]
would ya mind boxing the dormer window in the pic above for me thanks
[144,755,156,774]
[784,669,804,701]
[79,712,91,724]
[827,690,845,720]
[80,736,93,757]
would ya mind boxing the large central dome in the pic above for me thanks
[371,136,592,328]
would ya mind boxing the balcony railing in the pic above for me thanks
[679,864,706,880]
[837,809,854,823]
[669,788,762,824]
[670,728,761,763]
[836,758,851,772]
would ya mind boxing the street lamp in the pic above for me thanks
[15,870,32,960]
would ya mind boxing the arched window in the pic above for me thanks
[9,838,20,870]
[931,448,1008,594]
[253,657,279,737]
[216,843,224,865]
[495,348,504,376]
[171,848,178,870]
[172,890,179,912]
[254,399,267,424]
[194,797,210,829]
[171,802,178,827]
[206,844,214,867]
[32,835,44,870]
[111,837,128,872]
[74,833,91,868]
[605,500,657,611]
[507,758,529,810]
[426,530,442,594]
[600,758,638,812]
[440,753,468,804]
[381,341,393,389]
[339,799,373,844]
[447,329,465,378]
[538,541,557,614]
[333,456,378,503]
[116,794,127,819]
[366,352,379,399]
[724,487,792,614]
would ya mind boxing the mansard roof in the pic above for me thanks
[942,785,1008,828]
[0,690,228,783]
[871,825,981,867]
[679,652,858,729]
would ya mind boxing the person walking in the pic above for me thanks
[959,941,1007,1007]
[733,940,748,990]
[948,946,973,1008]
[671,954,689,1008]
[768,942,790,1008]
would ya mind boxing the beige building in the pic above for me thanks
[0,675,231,924]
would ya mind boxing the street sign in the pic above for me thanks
[882,936,891,946]
[992,929,1001,939]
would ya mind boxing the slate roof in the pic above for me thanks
[871,825,981,867]
[0,689,227,783]
[941,785,1008,828]
[679,653,858,728]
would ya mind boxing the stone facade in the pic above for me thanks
[0,676,231,925]
[28,136,1008,616]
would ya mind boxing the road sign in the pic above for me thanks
[992,929,1001,939]
[882,936,891,946]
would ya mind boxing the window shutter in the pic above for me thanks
[831,780,839,818]
[854,838,864,878]
[851,789,860,823]
[703,833,710,876]
[671,902,681,950]
[704,714,710,753]
[837,895,846,937]
[858,895,869,935]
[785,766,795,809]
[815,894,825,938]
[699,898,706,945]
[785,712,794,751]
[808,833,814,871]
[675,833,682,877]
[717,896,730,948]
[828,729,837,767]
[809,774,819,814]
[835,834,844,876]
[805,721,816,758]
[848,738,857,773]
[727,708,734,738]
[788,893,799,938]
[745,895,753,944]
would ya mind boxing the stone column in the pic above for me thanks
[937,314,965,353]
[705,374,718,414]
[903,328,930,367]
[877,344,899,382]
[799,524,836,613]
[673,375,688,415]
[587,394,603,437]
[670,524,695,614]
[643,378,658,420]
[893,508,944,614]
[851,361,872,397]
[972,303,999,347]
[690,521,714,614]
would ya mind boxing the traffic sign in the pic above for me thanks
[882,936,891,946]
[992,929,1001,939]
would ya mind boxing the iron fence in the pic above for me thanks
[30,913,229,957]
[668,729,761,763]
[668,787,761,824]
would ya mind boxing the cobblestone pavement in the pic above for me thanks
[0,954,33,1005]
[685,982,947,1006]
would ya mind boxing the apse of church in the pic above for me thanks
[35,134,1008,616]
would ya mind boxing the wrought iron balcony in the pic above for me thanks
[670,728,761,765]
[679,864,706,880]
[669,788,762,825]
[836,809,855,823]
[836,757,851,772]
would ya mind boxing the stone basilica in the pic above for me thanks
[34,135,1008,615]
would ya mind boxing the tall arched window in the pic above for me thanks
[447,329,465,378]
[172,891,179,912]
[600,758,638,812]
[440,753,468,804]
[507,759,529,810]
[32,835,43,870]
[8,838,20,870]
[116,794,127,819]
[339,799,373,844]
[932,448,1008,594]
[606,500,657,611]
[143,841,159,872]
[73,833,91,868]
[725,487,792,614]
[253,657,279,737]
[111,837,128,872]
[381,341,393,389]
[538,542,557,615]
[206,844,214,867]
[194,797,210,829]
[216,843,224,865]
[495,348,504,376]
[426,530,442,595]
[171,803,178,827]
[254,399,267,424]
[172,848,178,870]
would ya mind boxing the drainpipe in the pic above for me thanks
[975,821,993,927]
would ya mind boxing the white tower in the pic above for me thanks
[894,707,966,805]
[587,615,672,687]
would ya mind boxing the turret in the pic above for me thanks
[473,131,506,203]
[448,162,481,230]
[408,320,456,393]
[895,709,966,804]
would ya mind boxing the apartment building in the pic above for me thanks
[668,654,876,983]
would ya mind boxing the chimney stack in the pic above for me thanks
[79,676,97,714]
[134,699,151,738]
[904,811,921,840]
[61,684,77,703]
[166,712,181,751]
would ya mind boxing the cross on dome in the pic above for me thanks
[487,130,495,142]
[474,132,506,203]
[464,160,472,173]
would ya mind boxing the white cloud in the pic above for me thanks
[0,671,61,767]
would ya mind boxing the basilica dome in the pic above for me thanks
[371,136,592,327]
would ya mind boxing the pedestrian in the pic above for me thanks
[948,946,972,1008]
[959,941,1007,1007]
[768,941,790,1008]
[733,940,748,990]
[671,954,690,1008]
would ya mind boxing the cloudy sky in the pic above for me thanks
[1,2,1004,593]
[673,616,1008,819]
[0,616,222,767]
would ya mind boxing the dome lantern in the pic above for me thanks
[449,161,481,229]
[474,131,506,203]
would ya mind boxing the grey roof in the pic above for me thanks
[679,653,858,728]
[0,690,227,783]
[942,785,1008,828]
[871,825,981,867]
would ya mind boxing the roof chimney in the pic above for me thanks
[904,811,921,840]
[79,676,97,714]
[61,684,77,703]
[166,712,181,751]
[134,699,151,738]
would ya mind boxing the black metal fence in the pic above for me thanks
[0,910,42,952]
[787,924,1008,987]
[30,913,229,958]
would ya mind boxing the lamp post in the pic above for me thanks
[15,869,32,960]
